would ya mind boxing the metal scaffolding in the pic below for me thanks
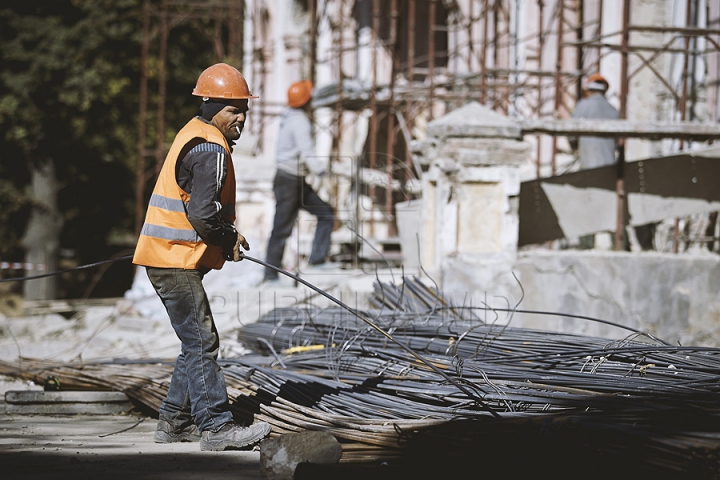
[136,0,720,250]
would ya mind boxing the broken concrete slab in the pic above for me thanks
[259,431,342,480]
[426,101,522,140]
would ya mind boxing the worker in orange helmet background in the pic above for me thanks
[133,63,271,450]
[261,80,335,284]
[568,73,654,250]
[569,73,619,170]
[568,73,622,249]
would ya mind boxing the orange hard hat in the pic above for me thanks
[287,80,313,108]
[192,63,258,100]
[586,73,609,90]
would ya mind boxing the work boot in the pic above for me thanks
[199,422,272,451]
[154,418,201,443]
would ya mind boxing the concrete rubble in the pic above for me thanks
[259,431,342,480]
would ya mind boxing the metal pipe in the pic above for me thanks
[408,0,415,79]
[368,0,379,238]
[595,0,603,73]
[536,0,545,179]
[406,0,416,183]
[467,0,474,72]
[674,0,694,254]
[386,0,398,237]
[551,0,565,176]
[576,0,584,100]
[428,0,436,120]
[615,0,630,252]
[309,0,317,129]
[335,0,344,163]
[480,0,489,104]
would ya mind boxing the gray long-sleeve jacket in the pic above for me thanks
[570,93,619,169]
[274,108,327,177]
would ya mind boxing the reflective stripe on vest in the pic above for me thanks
[132,118,235,270]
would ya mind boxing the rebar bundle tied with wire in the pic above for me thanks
[232,276,720,474]
[4,275,720,475]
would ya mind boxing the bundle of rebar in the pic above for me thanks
[3,276,720,475]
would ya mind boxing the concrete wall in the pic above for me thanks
[441,250,720,347]
[418,99,720,348]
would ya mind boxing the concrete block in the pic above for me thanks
[259,430,342,480]
[426,101,522,140]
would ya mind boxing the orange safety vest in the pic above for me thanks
[133,118,236,270]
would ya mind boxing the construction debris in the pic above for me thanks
[260,431,342,480]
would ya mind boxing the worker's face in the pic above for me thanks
[212,99,249,142]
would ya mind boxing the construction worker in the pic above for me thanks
[262,80,335,284]
[568,73,625,249]
[569,73,620,170]
[133,63,271,450]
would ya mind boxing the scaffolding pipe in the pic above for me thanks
[480,0,489,103]
[408,0,415,79]
[536,0,545,179]
[575,0,584,100]
[615,0,630,252]
[467,0,474,72]
[309,0,317,130]
[429,0,436,120]
[386,0,398,237]
[406,0,416,183]
[711,2,720,123]
[674,0,694,254]
[335,0,344,160]
[368,0,380,237]
[551,0,564,175]
[595,0,603,73]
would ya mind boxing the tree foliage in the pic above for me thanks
[0,0,220,297]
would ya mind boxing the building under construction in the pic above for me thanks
[136,0,720,255]
[3,2,720,477]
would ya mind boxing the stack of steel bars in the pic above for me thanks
[3,276,720,475]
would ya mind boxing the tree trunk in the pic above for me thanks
[21,158,63,300]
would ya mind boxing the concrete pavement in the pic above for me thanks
[0,378,265,480]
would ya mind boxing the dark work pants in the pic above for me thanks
[264,171,334,280]
[146,267,233,433]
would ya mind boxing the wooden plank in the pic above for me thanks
[520,119,720,140]
[519,153,720,245]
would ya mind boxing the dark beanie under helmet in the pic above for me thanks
[199,98,231,121]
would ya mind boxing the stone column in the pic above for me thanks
[417,101,530,297]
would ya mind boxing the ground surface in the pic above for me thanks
[0,268,401,480]
[0,378,265,480]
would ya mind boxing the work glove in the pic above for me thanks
[224,232,250,262]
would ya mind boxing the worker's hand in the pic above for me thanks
[225,233,250,262]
